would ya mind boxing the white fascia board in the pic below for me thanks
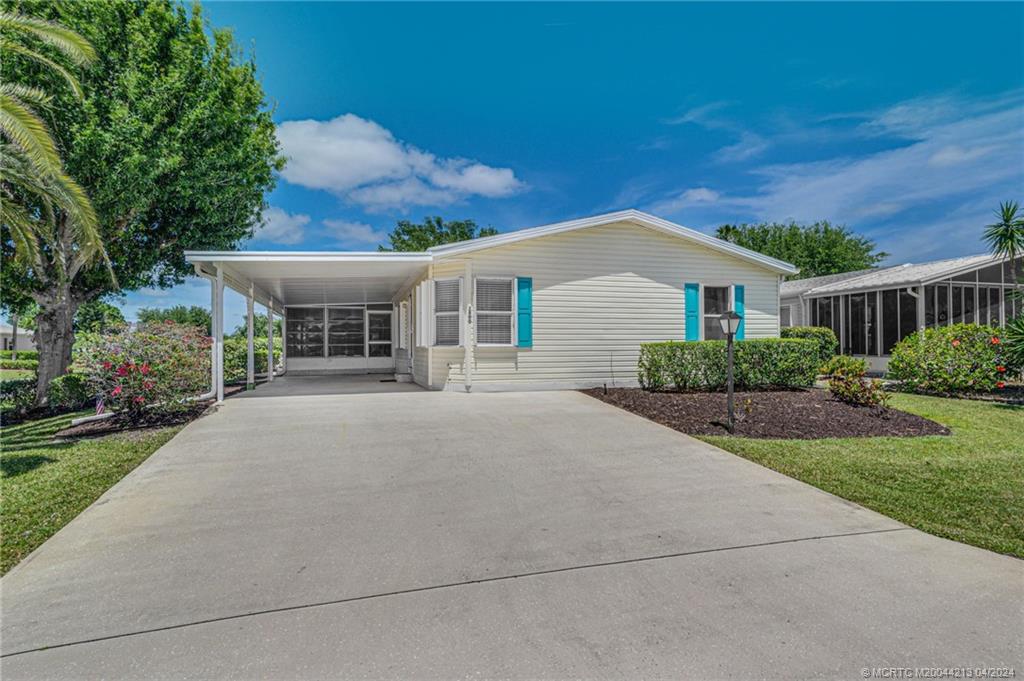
[428,209,799,275]
[184,251,432,264]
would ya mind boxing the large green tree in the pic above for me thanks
[715,221,888,280]
[379,216,498,252]
[0,0,282,404]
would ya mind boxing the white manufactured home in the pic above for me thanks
[185,210,798,397]
[781,254,1024,372]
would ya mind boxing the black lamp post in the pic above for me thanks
[719,311,742,433]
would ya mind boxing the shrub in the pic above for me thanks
[46,374,93,411]
[821,355,868,377]
[827,360,888,408]
[1,359,38,370]
[0,378,36,416]
[75,322,212,419]
[0,350,39,360]
[223,337,282,383]
[638,338,819,391]
[1003,315,1024,375]
[780,326,838,367]
[888,323,1010,394]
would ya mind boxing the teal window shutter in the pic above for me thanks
[685,283,700,341]
[516,277,533,348]
[734,285,745,340]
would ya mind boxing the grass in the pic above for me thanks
[0,369,34,380]
[0,411,182,574]
[700,393,1024,558]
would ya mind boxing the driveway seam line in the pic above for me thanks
[1,526,909,658]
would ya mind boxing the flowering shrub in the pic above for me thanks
[888,323,1010,394]
[821,354,868,378]
[827,360,888,408]
[75,322,211,418]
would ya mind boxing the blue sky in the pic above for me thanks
[122,1,1024,327]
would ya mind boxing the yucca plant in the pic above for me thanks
[0,10,107,271]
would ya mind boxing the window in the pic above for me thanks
[475,278,514,345]
[780,305,792,328]
[898,289,917,340]
[882,290,899,354]
[935,284,949,327]
[286,307,324,358]
[367,310,392,357]
[846,294,866,355]
[866,292,878,355]
[702,286,730,340]
[328,307,364,357]
[434,278,461,346]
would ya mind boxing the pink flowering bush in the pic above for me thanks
[888,324,1010,394]
[75,321,211,419]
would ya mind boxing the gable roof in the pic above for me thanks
[790,254,1006,298]
[428,209,799,275]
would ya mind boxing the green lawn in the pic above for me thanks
[1,412,182,574]
[700,394,1024,558]
[0,369,34,380]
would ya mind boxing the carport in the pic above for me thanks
[186,250,431,402]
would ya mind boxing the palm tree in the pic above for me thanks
[0,11,106,271]
[984,201,1024,289]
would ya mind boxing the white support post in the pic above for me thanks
[214,266,225,404]
[246,287,255,390]
[267,297,275,382]
[916,285,926,334]
[463,260,473,392]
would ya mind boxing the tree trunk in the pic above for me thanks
[34,286,78,407]
[11,314,18,360]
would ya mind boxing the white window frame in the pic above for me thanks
[433,277,463,347]
[698,283,738,340]
[473,276,517,347]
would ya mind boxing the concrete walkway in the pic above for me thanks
[1,384,1021,678]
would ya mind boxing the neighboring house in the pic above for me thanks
[186,210,797,394]
[781,254,1024,372]
[0,324,36,353]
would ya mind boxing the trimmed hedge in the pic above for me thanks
[780,326,838,367]
[224,337,282,383]
[1,359,38,370]
[888,323,1010,394]
[0,378,36,414]
[638,338,820,391]
[0,350,39,360]
[47,374,92,410]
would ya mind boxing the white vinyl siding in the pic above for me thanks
[427,220,780,390]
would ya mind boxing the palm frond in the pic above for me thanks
[0,81,53,108]
[0,195,44,266]
[0,11,97,66]
[0,39,83,98]
[0,91,63,177]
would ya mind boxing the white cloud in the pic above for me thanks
[647,91,1024,260]
[277,114,524,211]
[322,219,388,246]
[649,187,720,214]
[713,131,770,163]
[254,206,311,245]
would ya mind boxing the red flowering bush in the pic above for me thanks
[75,322,211,419]
[888,324,1010,394]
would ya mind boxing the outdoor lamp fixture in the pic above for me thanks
[719,311,742,433]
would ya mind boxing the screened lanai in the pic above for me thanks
[790,254,1023,371]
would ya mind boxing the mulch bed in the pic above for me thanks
[54,403,212,440]
[582,387,950,439]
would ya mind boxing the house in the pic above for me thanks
[781,254,1024,372]
[185,210,797,397]
[0,323,36,353]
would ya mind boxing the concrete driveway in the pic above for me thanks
[2,381,1021,679]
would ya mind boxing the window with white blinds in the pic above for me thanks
[475,278,514,345]
[434,278,461,346]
